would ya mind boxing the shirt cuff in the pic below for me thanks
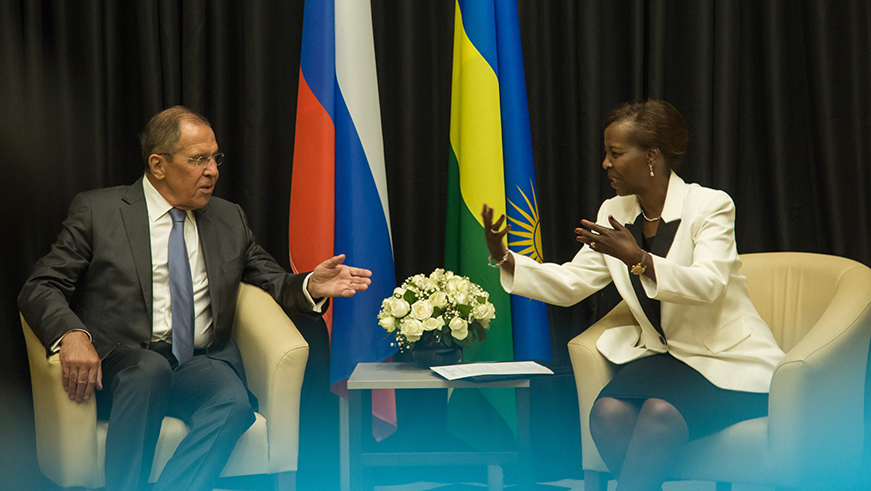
[50,329,93,354]
[302,273,327,313]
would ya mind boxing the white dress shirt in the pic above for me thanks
[143,177,214,347]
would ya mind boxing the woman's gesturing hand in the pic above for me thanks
[575,215,644,267]
[481,203,515,274]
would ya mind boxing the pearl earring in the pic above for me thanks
[648,162,655,177]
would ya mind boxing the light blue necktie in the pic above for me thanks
[168,208,194,367]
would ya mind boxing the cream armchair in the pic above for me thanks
[22,283,309,490]
[569,252,871,490]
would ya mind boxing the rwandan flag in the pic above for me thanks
[289,0,397,437]
[445,0,550,449]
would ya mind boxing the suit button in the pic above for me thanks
[140,342,149,349]
[658,335,666,345]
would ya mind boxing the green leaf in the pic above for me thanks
[443,334,453,347]
[432,307,444,317]
[403,290,418,304]
[472,322,487,343]
[454,335,473,348]
[456,304,472,317]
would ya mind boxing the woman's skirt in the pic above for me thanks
[596,353,768,440]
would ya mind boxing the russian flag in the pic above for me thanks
[289,0,397,435]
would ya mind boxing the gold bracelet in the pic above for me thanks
[630,252,648,275]
[487,249,510,268]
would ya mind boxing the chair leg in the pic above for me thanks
[716,482,731,491]
[585,470,609,491]
[274,471,296,491]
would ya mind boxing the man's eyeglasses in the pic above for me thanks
[161,152,224,167]
[188,153,224,167]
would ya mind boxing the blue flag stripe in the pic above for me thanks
[332,87,397,384]
[458,0,499,76]
[300,0,335,120]
[495,0,552,361]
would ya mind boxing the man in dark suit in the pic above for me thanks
[18,106,371,491]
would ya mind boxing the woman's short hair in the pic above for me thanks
[604,99,688,172]
[140,106,211,167]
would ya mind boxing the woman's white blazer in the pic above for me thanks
[502,172,784,393]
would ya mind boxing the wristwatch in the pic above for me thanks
[630,253,648,275]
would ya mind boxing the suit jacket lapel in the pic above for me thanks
[625,189,683,339]
[651,219,681,257]
[194,205,222,330]
[625,217,664,337]
[120,178,153,319]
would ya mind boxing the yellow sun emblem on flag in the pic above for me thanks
[507,181,543,263]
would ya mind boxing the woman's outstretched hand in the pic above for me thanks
[481,203,515,274]
[575,215,645,267]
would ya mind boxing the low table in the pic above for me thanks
[339,362,532,491]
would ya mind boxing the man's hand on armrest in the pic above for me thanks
[58,331,102,403]
[307,254,372,299]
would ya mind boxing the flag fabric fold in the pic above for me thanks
[445,0,550,449]
[290,0,397,437]
[494,0,551,362]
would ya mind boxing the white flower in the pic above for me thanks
[423,317,443,331]
[411,274,426,287]
[402,318,424,342]
[394,287,406,297]
[454,292,469,306]
[446,276,463,293]
[448,317,469,340]
[379,316,396,332]
[410,300,434,320]
[387,297,410,318]
[429,291,448,309]
[473,302,496,322]
[458,278,472,293]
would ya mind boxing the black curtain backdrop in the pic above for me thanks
[2,0,871,489]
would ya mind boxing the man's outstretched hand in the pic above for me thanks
[307,254,373,299]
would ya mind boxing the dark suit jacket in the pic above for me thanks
[18,177,316,381]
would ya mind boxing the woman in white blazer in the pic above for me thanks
[482,100,784,491]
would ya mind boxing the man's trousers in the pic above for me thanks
[96,344,256,491]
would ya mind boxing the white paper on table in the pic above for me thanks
[430,361,553,381]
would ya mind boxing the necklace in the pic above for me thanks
[640,207,661,222]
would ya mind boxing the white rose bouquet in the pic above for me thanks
[378,268,495,352]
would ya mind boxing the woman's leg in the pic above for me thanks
[616,398,689,491]
[589,397,643,478]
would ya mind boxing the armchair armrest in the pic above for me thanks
[21,314,103,489]
[767,263,871,482]
[567,301,634,473]
[232,283,309,474]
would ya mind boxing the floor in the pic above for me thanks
[215,480,774,491]
[369,480,776,491]
[208,473,785,491]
